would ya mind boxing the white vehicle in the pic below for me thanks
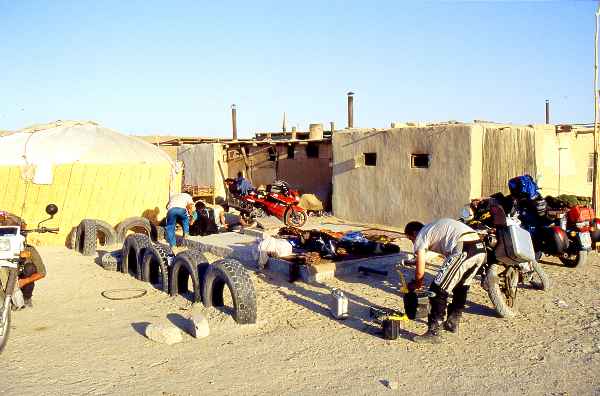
[0,204,58,353]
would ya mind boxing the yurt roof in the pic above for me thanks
[0,120,174,166]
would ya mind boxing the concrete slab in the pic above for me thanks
[178,232,259,265]
[268,252,411,283]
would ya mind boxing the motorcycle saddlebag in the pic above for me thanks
[495,225,536,265]
[567,206,594,224]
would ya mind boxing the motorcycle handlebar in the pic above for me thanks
[23,227,60,234]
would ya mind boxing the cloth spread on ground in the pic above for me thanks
[256,237,293,267]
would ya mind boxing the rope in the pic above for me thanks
[101,288,147,300]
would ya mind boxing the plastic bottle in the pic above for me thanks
[330,288,349,320]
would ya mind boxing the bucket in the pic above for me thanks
[403,290,435,320]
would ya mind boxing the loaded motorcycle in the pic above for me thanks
[507,174,594,268]
[460,199,550,318]
[0,204,59,353]
[516,199,594,268]
[233,180,308,227]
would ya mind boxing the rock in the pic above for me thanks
[100,254,118,271]
[382,379,399,390]
[190,313,210,339]
[554,299,569,309]
[145,324,183,345]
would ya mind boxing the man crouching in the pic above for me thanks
[404,218,486,344]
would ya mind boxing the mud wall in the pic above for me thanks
[332,125,474,228]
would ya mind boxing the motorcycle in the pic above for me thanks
[556,205,595,268]
[460,199,550,318]
[0,204,59,353]
[233,180,308,228]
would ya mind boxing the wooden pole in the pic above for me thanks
[593,5,599,213]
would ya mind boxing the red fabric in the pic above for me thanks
[567,206,594,224]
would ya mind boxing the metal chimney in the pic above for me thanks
[545,100,550,124]
[347,91,354,128]
[231,104,238,140]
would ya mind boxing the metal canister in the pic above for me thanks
[559,213,567,231]
[330,288,349,320]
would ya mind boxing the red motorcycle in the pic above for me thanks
[235,181,308,227]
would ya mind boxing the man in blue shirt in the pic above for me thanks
[235,172,253,196]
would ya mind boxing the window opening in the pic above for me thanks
[306,143,319,158]
[411,154,430,168]
[364,152,377,166]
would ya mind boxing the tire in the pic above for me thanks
[560,250,588,268]
[169,250,208,303]
[485,263,518,318]
[141,244,171,292]
[67,226,78,249]
[115,217,151,243]
[150,224,166,242]
[528,260,550,290]
[93,220,117,246]
[283,208,307,228]
[121,234,151,279]
[76,219,97,256]
[202,258,257,324]
[0,289,10,354]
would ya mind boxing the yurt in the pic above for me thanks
[0,120,179,245]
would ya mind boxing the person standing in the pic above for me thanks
[404,218,486,344]
[235,172,253,196]
[165,192,196,252]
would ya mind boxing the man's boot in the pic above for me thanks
[444,310,462,333]
[413,320,443,344]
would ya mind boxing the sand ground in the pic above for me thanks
[2,245,600,396]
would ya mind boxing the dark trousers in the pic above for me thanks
[429,282,469,324]
[19,262,37,300]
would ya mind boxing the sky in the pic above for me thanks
[0,1,595,138]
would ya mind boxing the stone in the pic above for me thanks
[100,254,118,271]
[145,324,183,345]
[190,313,210,339]
[555,299,569,309]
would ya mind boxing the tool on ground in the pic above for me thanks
[330,288,349,320]
[396,259,409,294]
[357,266,388,276]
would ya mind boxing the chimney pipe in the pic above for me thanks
[545,100,550,124]
[231,104,238,140]
[330,121,335,134]
[347,91,354,128]
[282,112,287,132]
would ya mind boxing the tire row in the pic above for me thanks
[69,217,165,256]
[119,233,257,325]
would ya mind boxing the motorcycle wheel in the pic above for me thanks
[0,289,10,354]
[559,250,588,268]
[527,260,551,291]
[485,263,518,318]
[250,207,267,219]
[284,208,307,228]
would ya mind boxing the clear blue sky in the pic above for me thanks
[0,1,595,137]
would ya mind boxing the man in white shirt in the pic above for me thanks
[165,193,196,251]
[404,218,486,344]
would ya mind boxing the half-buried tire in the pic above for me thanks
[202,258,257,324]
[169,250,209,303]
[141,243,171,293]
[121,233,151,279]
[76,219,97,256]
[93,219,117,246]
[116,217,151,244]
